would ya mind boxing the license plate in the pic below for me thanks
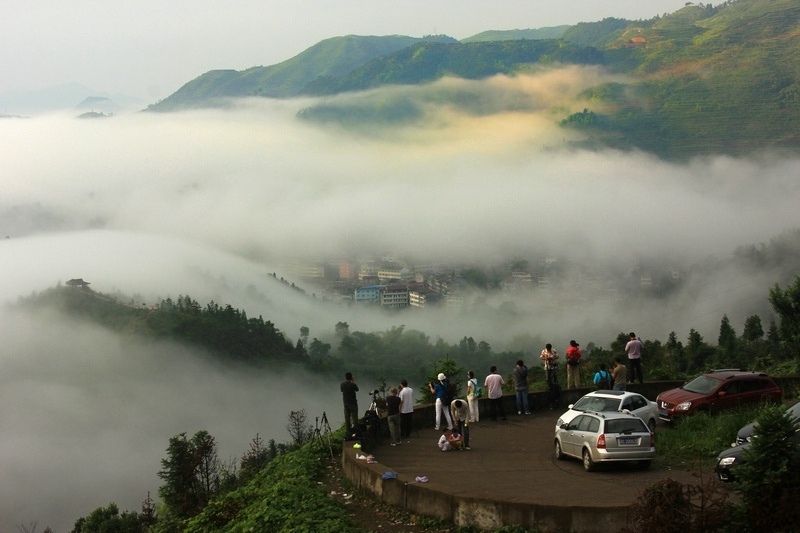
[658,409,668,416]
[619,437,637,445]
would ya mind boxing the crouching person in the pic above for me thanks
[438,429,452,451]
[450,399,471,450]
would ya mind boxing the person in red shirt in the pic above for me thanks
[566,340,582,389]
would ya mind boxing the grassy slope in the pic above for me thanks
[578,0,800,157]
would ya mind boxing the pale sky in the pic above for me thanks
[2,0,686,101]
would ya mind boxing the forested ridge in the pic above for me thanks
[13,286,301,366]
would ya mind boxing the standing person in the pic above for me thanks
[428,373,453,431]
[484,366,507,421]
[398,379,414,439]
[449,399,471,450]
[566,340,582,389]
[611,357,628,391]
[340,372,359,434]
[625,332,645,384]
[386,386,402,446]
[593,363,613,390]
[466,370,480,422]
[540,343,560,386]
[513,360,531,415]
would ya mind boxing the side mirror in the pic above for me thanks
[568,404,574,409]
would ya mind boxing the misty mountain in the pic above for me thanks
[76,95,121,114]
[145,34,458,111]
[146,0,800,158]
[0,82,143,115]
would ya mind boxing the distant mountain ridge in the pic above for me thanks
[146,0,800,158]
[146,34,457,111]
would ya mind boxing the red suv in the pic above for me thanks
[656,370,782,422]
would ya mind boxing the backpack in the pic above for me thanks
[597,370,613,389]
[470,378,483,398]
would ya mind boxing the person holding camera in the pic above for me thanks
[540,343,559,386]
[429,373,453,431]
[340,372,359,434]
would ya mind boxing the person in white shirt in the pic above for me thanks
[466,370,480,422]
[398,379,414,438]
[484,366,506,421]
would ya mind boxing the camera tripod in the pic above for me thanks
[313,411,334,459]
[367,388,388,416]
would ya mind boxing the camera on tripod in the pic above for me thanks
[370,389,381,396]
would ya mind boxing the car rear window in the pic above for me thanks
[605,418,648,434]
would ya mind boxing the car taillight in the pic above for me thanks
[597,434,606,449]
[650,432,656,447]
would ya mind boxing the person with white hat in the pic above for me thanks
[428,373,453,431]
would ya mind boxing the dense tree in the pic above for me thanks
[334,321,350,338]
[716,314,738,367]
[742,314,764,344]
[769,276,800,359]
[70,502,141,533]
[733,405,800,531]
[157,431,224,521]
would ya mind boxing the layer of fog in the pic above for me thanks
[0,305,343,532]
[1,67,799,529]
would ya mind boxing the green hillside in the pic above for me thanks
[146,0,800,158]
[146,34,457,111]
[300,39,604,96]
[564,0,800,157]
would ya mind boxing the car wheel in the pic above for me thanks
[582,448,596,472]
[555,439,565,460]
[647,418,656,433]
[638,460,652,470]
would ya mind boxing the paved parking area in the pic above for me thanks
[364,410,699,508]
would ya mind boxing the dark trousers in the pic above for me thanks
[489,397,506,420]
[546,367,558,386]
[455,419,470,448]
[343,402,359,433]
[628,358,644,383]
[400,412,413,438]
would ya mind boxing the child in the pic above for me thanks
[438,429,452,451]
[448,430,464,451]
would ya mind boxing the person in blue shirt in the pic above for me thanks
[428,373,453,431]
[593,363,613,390]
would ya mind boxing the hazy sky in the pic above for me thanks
[1,0,686,100]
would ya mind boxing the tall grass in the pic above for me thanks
[654,404,772,470]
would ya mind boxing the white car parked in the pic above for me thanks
[556,390,659,433]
